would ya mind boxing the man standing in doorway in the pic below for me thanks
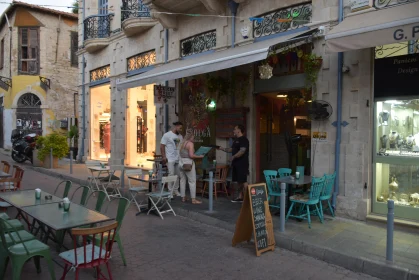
[161,121,183,197]
[219,124,249,203]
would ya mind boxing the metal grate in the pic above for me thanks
[180,30,216,57]
[121,0,150,22]
[90,65,111,82]
[127,50,156,72]
[252,3,312,38]
[83,14,114,40]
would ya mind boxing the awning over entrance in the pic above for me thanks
[325,1,419,53]
[116,28,317,90]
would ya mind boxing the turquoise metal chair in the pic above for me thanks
[286,176,325,228]
[54,180,72,198]
[319,172,336,217]
[263,170,284,210]
[278,168,292,177]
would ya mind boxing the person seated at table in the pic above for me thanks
[179,132,204,204]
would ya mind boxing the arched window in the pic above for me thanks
[17,93,41,108]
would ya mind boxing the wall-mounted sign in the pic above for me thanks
[312,131,327,142]
[154,85,175,104]
[349,0,371,12]
[374,53,419,98]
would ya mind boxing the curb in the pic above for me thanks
[20,163,419,280]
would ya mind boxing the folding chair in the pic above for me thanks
[126,169,148,213]
[100,165,123,201]
[85,160,106,192]
[147,175,178,220]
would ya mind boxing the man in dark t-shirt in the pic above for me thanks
[219,124,249,203]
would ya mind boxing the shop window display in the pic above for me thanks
[126,85,156,167]
[374,99,419,221]
[90,85,111,160]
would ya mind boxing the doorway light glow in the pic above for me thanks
[277,94,287,98]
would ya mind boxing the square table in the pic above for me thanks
[21,202,113,246]
[87,166,111,194]
[0,189,62,228]
[0,189,62,208]
[128,173,161,216]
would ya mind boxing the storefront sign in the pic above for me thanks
[349,0,371,12]
[312,131,327,142]
[154,85,175,104]
[393,25,419,42]
[186,125,210,143]
[374,53,419,98]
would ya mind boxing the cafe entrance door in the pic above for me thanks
[257,90,312,180]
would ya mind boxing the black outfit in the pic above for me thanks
[231,136,249,183]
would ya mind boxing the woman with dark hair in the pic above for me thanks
[179,132,204,204]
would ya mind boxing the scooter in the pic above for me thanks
[11,129,37,163]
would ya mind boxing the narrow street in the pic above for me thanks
[2,158,379,280]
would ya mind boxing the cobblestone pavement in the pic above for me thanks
[2,164,380,280]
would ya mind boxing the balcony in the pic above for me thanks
[83,14,114,53]
[121,0,157,37]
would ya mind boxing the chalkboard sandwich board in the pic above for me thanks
[232,183,275,256]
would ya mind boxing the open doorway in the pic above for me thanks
[258,89,311,179]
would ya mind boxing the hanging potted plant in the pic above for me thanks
[303,53,323,99]
[36,133,69,169]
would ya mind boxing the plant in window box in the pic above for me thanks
[36,133,69,169]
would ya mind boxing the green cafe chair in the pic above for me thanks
[319,172,336,217]
[70,185,91,206]
[0,218,55,280]
[286,176,325,229]
[0,215,24,234]
[278,168,292,178]
[263,170,284,211]
[93,197,130,266]
[54,180,73,199]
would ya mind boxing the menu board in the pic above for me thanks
[250,185,269,250]
[232,183,275,256]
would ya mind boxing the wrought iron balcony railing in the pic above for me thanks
[121,0,150,22]
[180,30,216,57]
[84,14,114,41]
[253,3,312,39]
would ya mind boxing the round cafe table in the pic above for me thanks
[271,175,312,212]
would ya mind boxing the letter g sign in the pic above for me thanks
[394,29,404,40]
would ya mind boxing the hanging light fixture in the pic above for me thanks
[258,64,273,79]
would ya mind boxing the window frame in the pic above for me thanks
[18,27,40,75]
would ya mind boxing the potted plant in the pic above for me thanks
[36,133,69,169]
[67,125,79,160]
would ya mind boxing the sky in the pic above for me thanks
[0,0,74,15]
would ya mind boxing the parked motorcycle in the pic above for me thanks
[11,130,37,163]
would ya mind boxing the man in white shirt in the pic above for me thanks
[160,121,183,196]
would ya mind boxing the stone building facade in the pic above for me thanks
[77,0,419,223]
[0,2,78,148]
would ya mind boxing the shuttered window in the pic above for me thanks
[0,39,4,69]
[70,32,78,67]
[19,27,39,74]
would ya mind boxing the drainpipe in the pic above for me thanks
[80,0,86,161]
[164,29,169,132]
[5,13,11,78]
[332,0,344,209]
[55,15,61,63]
[228,0,239,107]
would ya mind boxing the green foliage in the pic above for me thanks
[72,1,79,14]
[36,133,69,161]
[302,53,323,98]
[67,125,79,147]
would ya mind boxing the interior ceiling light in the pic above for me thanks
[277,95,287,98]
